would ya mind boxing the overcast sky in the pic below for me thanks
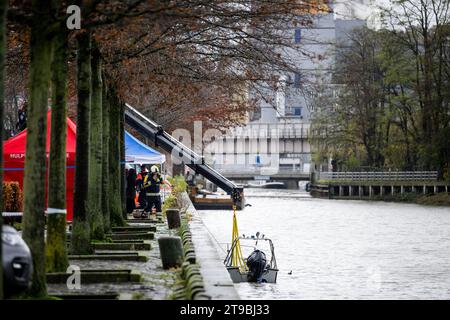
[334,0,391,27]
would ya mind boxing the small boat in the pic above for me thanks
[261,182,286,189]
[305,182,311,192]
[191,194,237,210]
[224,233,278,283]
[188,187,245,210]
[247,181,286,189]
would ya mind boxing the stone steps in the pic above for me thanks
[126,218,158,224]
[92,241,151,251]
[47,269,142,284]
[111,239,148,243]
[112,225,157,233]
[53,293,120,300]
[127,218,164,224]
[69,252,148,262]
[110,231,154,241]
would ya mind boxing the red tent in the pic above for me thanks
[2,110,76,221]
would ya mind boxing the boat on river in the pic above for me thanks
[247,181,287,189]
[188,187,245,210]
[224,233,278,283]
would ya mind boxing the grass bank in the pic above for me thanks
[415,193,450,206]
[363,193,450,207]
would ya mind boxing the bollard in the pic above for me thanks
[166,208,181,229]
[158,236,184,269]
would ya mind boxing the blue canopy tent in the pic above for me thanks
[125,131,166,164]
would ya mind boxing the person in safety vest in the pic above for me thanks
[143,165,164,214]
[136,165,148,210]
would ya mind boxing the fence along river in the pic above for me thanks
[311,171,449,199]
[199,188,450,299]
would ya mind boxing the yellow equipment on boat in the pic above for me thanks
[231,205,247,271]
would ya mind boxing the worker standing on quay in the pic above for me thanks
[136,165,148,211]
[126,168,137,214]
[143,165,164,215]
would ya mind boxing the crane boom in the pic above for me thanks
[124,103,244,206]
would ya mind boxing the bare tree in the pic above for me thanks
[380,0,450,175]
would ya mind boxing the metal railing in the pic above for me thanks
[227,123,311,139]
[317,171,438,182]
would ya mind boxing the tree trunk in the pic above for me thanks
[0,0,8,300]
[71,30,93,254]
[101,79,111,233]
[46,23,69,273]
[87,41,104,240]
[108,86,125,226]
[21,0,53,297]
[120,101,126,220]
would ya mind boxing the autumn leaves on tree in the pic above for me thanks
[1,0,325,297]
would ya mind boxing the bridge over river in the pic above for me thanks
[216,168,310,188]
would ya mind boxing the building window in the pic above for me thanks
[286,106,302,117]
[250,106,261,121]
[294,28,302,44]
[294,73,301,88]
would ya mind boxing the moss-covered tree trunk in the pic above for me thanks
[46,23,69,273]
[108,87,125,226]
[0,0,8,300]
[101,80,111,233]
[87,41,104,240]
[21,0,53,297]
[120,101,126,220]
[71,30,93,254]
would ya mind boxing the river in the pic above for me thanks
[199,188,450,299]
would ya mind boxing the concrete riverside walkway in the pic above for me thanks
[180,192,240,300]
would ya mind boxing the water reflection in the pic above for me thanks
[200,188,450,299]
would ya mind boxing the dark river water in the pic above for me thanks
[199,188,450,299]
